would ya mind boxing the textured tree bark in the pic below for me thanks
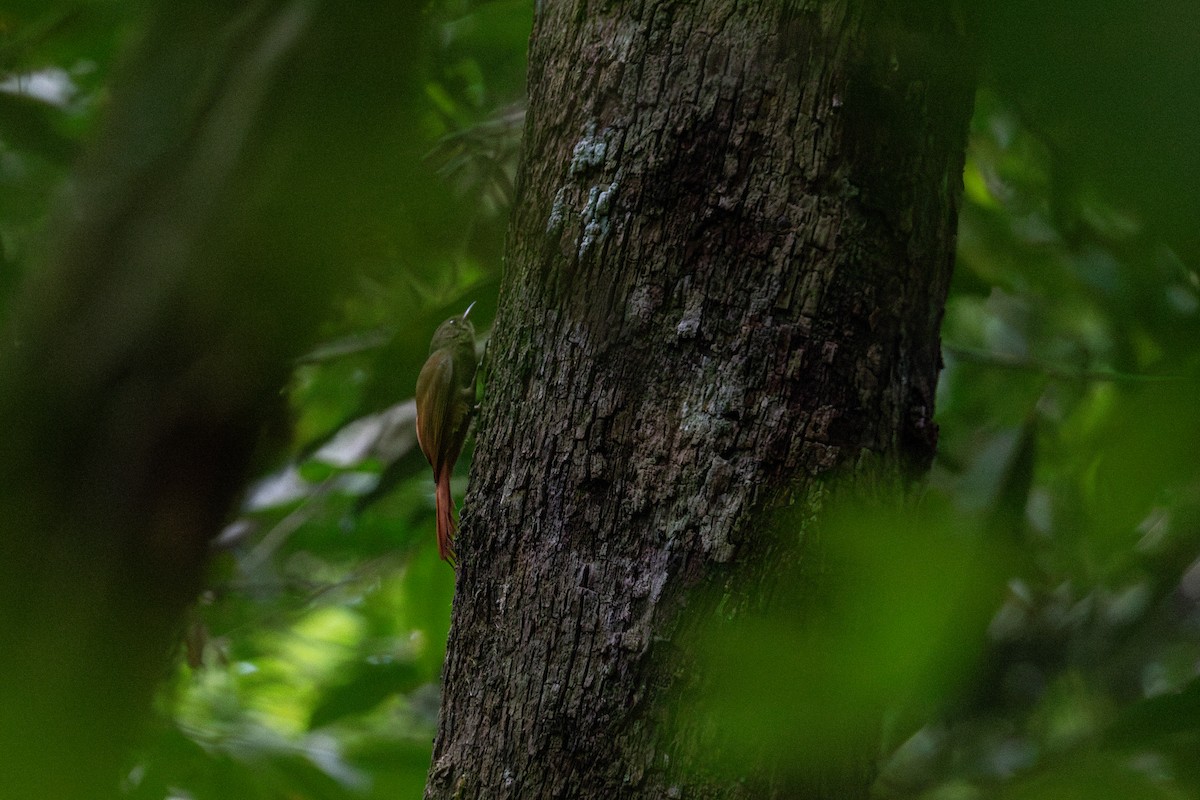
[428,1,973,798]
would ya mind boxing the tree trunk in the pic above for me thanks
[427,1,973,798]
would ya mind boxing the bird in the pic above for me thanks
[414,302,478,564]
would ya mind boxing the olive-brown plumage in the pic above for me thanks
[415,303,478,564]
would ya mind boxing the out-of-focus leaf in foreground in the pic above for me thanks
[694,501,1004,780]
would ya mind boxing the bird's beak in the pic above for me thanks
[462,301,477,320]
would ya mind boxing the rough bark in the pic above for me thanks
[428,1,973,798]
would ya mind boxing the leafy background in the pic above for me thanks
[1,1,1198,797]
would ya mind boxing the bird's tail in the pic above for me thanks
[435,468,458,566]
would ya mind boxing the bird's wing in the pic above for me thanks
[415,349,455,471]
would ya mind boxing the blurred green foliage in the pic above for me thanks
[1,0,523,796]
[2,0,1199,797]
[699,503,1002,779]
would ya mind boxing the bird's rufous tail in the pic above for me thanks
[435,468,457,565]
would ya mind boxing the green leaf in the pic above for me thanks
[308,659,425,730]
